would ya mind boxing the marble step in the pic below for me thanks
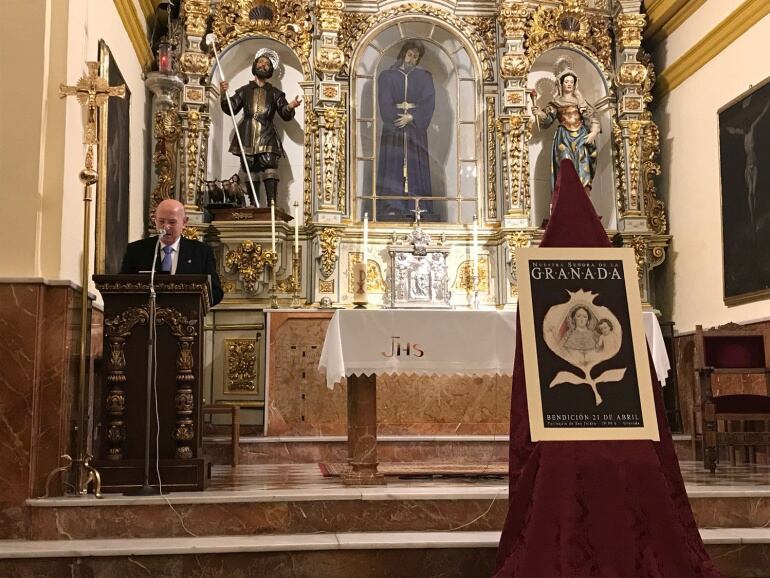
[1,529,768,578]
[202,433,695,465]
[26,481,770,539]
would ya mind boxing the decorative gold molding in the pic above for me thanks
[643,0,706,44]
[507,231,531,295]
[348,253,387,294]
[150,109,180,218]
[454,257,490,294]
[526,1,613,75]
[656,0,770,99]
[319,228,340,279]
[113,0,153,70]
[212,1,313,78]
[486,96,498,219]
[224,240,277,292]
[225,338,258,392]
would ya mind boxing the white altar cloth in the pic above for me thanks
[319,310,670,389]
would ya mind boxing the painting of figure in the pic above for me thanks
[719,78,770,303]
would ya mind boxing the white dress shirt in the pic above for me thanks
[159,236,182,274]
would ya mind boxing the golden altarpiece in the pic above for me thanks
[143,0,669,427]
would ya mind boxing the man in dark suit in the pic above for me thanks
[120,199,224,305]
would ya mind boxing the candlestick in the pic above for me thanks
[270,200,276,253]
[293,201,299,255]
[363,212,369,261]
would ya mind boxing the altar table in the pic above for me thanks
[318,309,669,485]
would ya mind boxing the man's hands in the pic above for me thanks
[288,95,303,110]
[394,112,413,128]
[586,130,598,145]
[219,80,229,93]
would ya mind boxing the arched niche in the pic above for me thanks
[351,19,482,224]
[207,37,305,212]
[527,47,616,229]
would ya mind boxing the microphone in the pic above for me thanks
[156,227,169,237]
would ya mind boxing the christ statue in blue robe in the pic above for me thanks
[376,40,436,221]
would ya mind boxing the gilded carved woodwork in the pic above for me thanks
[630,235,648,282]
[617,62,648,87]
[317,0,344,31]
[507,231,531,295]
[319,227,340,279]
[526,1,612,74]
[304,106,317,222]
[211,0,312,78]
[499,115,530,214]
[641,117,667,235]
[180,51,211,76]
[348,253,387,294]
[500,52,530,79]
[224,240,277,292]
[319,279,335,293]
[184,110,202,206]
[182,226,201,241]
[486,97,498,219]
[454,257,490,294]
[611,119,628,217]
[184,0,210,37]
[150,109,181,216]
[225,338,258,392]
[339,6,496,81]
[616,13,646,51]
[498,0,529,39]
[320,106,347,209]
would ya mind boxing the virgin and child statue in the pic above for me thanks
[532,61,600,193]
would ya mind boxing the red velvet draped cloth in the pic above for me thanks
[494,160,721,578]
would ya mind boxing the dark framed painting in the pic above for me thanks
[516,247,659,442]
[96,40,131,274]
[718,77,770,305]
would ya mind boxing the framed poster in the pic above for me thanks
[516,247,659,442]
[96,40,131,274]
[718,77,770,305]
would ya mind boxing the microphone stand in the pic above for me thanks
[126,232,164,496]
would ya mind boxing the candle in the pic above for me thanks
[270,200,276,253]
[293,201,299,255]
[472,215,479,280]
[363,212,369,261]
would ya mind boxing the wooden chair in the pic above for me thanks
[694,323,770,472]
[201,404,241,467]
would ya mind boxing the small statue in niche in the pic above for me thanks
[531,58,600,194]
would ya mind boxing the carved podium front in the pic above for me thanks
[93,275,211,492]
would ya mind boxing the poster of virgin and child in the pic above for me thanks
[516,248,659,442]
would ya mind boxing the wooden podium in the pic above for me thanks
[92,274,212,492]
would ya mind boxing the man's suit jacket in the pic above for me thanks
[120,236,224,306]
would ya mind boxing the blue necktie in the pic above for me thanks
[161,245,173,272]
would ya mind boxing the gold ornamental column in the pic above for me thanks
[314,0,346,219]
[613,5,650,234]
[178,0,212,223]
[311,0,346,305]
[497,0,532,229]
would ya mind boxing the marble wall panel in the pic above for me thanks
[0,284,40,538]
[0,281,91,538]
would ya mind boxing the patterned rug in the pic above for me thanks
[318,462,508,478]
